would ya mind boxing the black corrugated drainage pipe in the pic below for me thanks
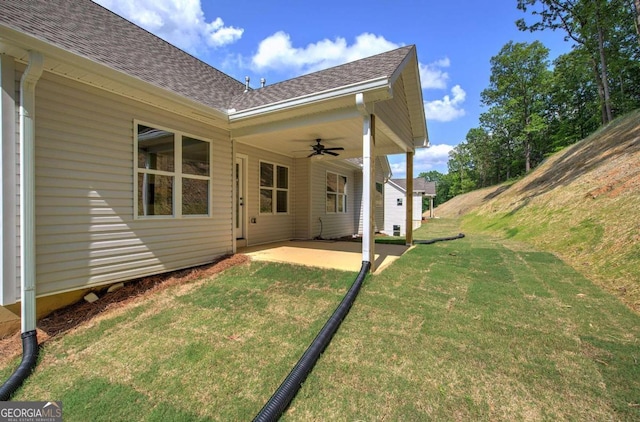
[413,233,465,245]
[253,261,371,422]
[0,330,38,401]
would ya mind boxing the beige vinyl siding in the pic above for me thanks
[355,158,385,235]
[293,157,311,239]
[0,58,20,303]
[235,143,295,246]
[31,71,232,297]
[375,75,413,148]
[310,161,358,239]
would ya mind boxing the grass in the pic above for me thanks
[2,218,639,420]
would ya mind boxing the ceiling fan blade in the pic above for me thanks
[324,147,344,151]
[324,150,340,156]
[307,152,317,158]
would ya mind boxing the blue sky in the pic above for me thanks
[95,0,571,177]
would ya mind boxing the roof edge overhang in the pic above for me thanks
[228,76,392,124]
[0,26,230,128]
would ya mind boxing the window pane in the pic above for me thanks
[260,189,273,213]
[182,178,209,215]
[326,172,337,193]
[277,166,288,189]
[337,195,344,213]
[326,193,336,213]
[260,162,273,187]
[182,137,209,176]
[138,125,174,171]
[338,175,346,194]
[276,190,288,213]
[138,173,173,216]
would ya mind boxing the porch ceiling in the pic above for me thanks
[231,108,409,160]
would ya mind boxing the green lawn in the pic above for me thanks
[2,218,639,421]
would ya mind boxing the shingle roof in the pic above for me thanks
[391,178,436,195]
[229,46,415,111]
[0,0,416,117]
[0,0,245,111]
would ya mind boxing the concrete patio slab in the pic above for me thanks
[239,240,411,274]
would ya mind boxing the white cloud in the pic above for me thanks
[251,32,402,74]
[94,0,243,53]
[424,85,466,122]
[418,57,450,89]
[389,144,454,177]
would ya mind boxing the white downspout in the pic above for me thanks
[20,51,44,333]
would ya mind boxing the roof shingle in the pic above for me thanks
[0,0,245,111]
[1,0,417,116]
[229,46,415,111]
[391,178,436,195]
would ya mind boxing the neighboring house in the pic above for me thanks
[384,178,436,236]
[0,0,428,324]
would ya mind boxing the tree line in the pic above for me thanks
[421,0,640,207]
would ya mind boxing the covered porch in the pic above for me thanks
[229,46,429,272]
[239,240,411,274]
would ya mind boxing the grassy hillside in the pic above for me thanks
[445,110,640,312]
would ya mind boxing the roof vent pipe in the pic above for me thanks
[260,78,266,88]
[244,76,250,93]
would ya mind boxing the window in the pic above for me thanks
[260,161,288,214]
[326,171,347,213]
[136,123,211,218]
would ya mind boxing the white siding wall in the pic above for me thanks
[383,182,422,236]
[235,143,295,246]
[310,161,359,239]
[384,183,405,235]
[30,71,233,297]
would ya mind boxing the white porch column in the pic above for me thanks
[405,152,414,246]
[362,114,376,270]
[430,197,434,218]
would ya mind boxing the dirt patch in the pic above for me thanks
[0,254,249,367]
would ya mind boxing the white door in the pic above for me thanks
[235,156,246,239]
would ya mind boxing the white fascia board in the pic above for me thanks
[231,107,361,139]
[0,28,229,124]
[228,77,391,122]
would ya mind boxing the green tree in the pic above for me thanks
[447,143,477,196]
[418,170,451,208]
[481,41,552,173]
[548,49,601,150]
[516,0,638,124]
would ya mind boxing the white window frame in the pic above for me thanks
[134,120,212,219]
[259,160,289,215]
[326,171,347,214]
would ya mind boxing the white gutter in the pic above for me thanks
[228,76,391,121]
[19,50,43,333]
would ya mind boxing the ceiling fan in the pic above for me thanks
[307,138,344,157]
